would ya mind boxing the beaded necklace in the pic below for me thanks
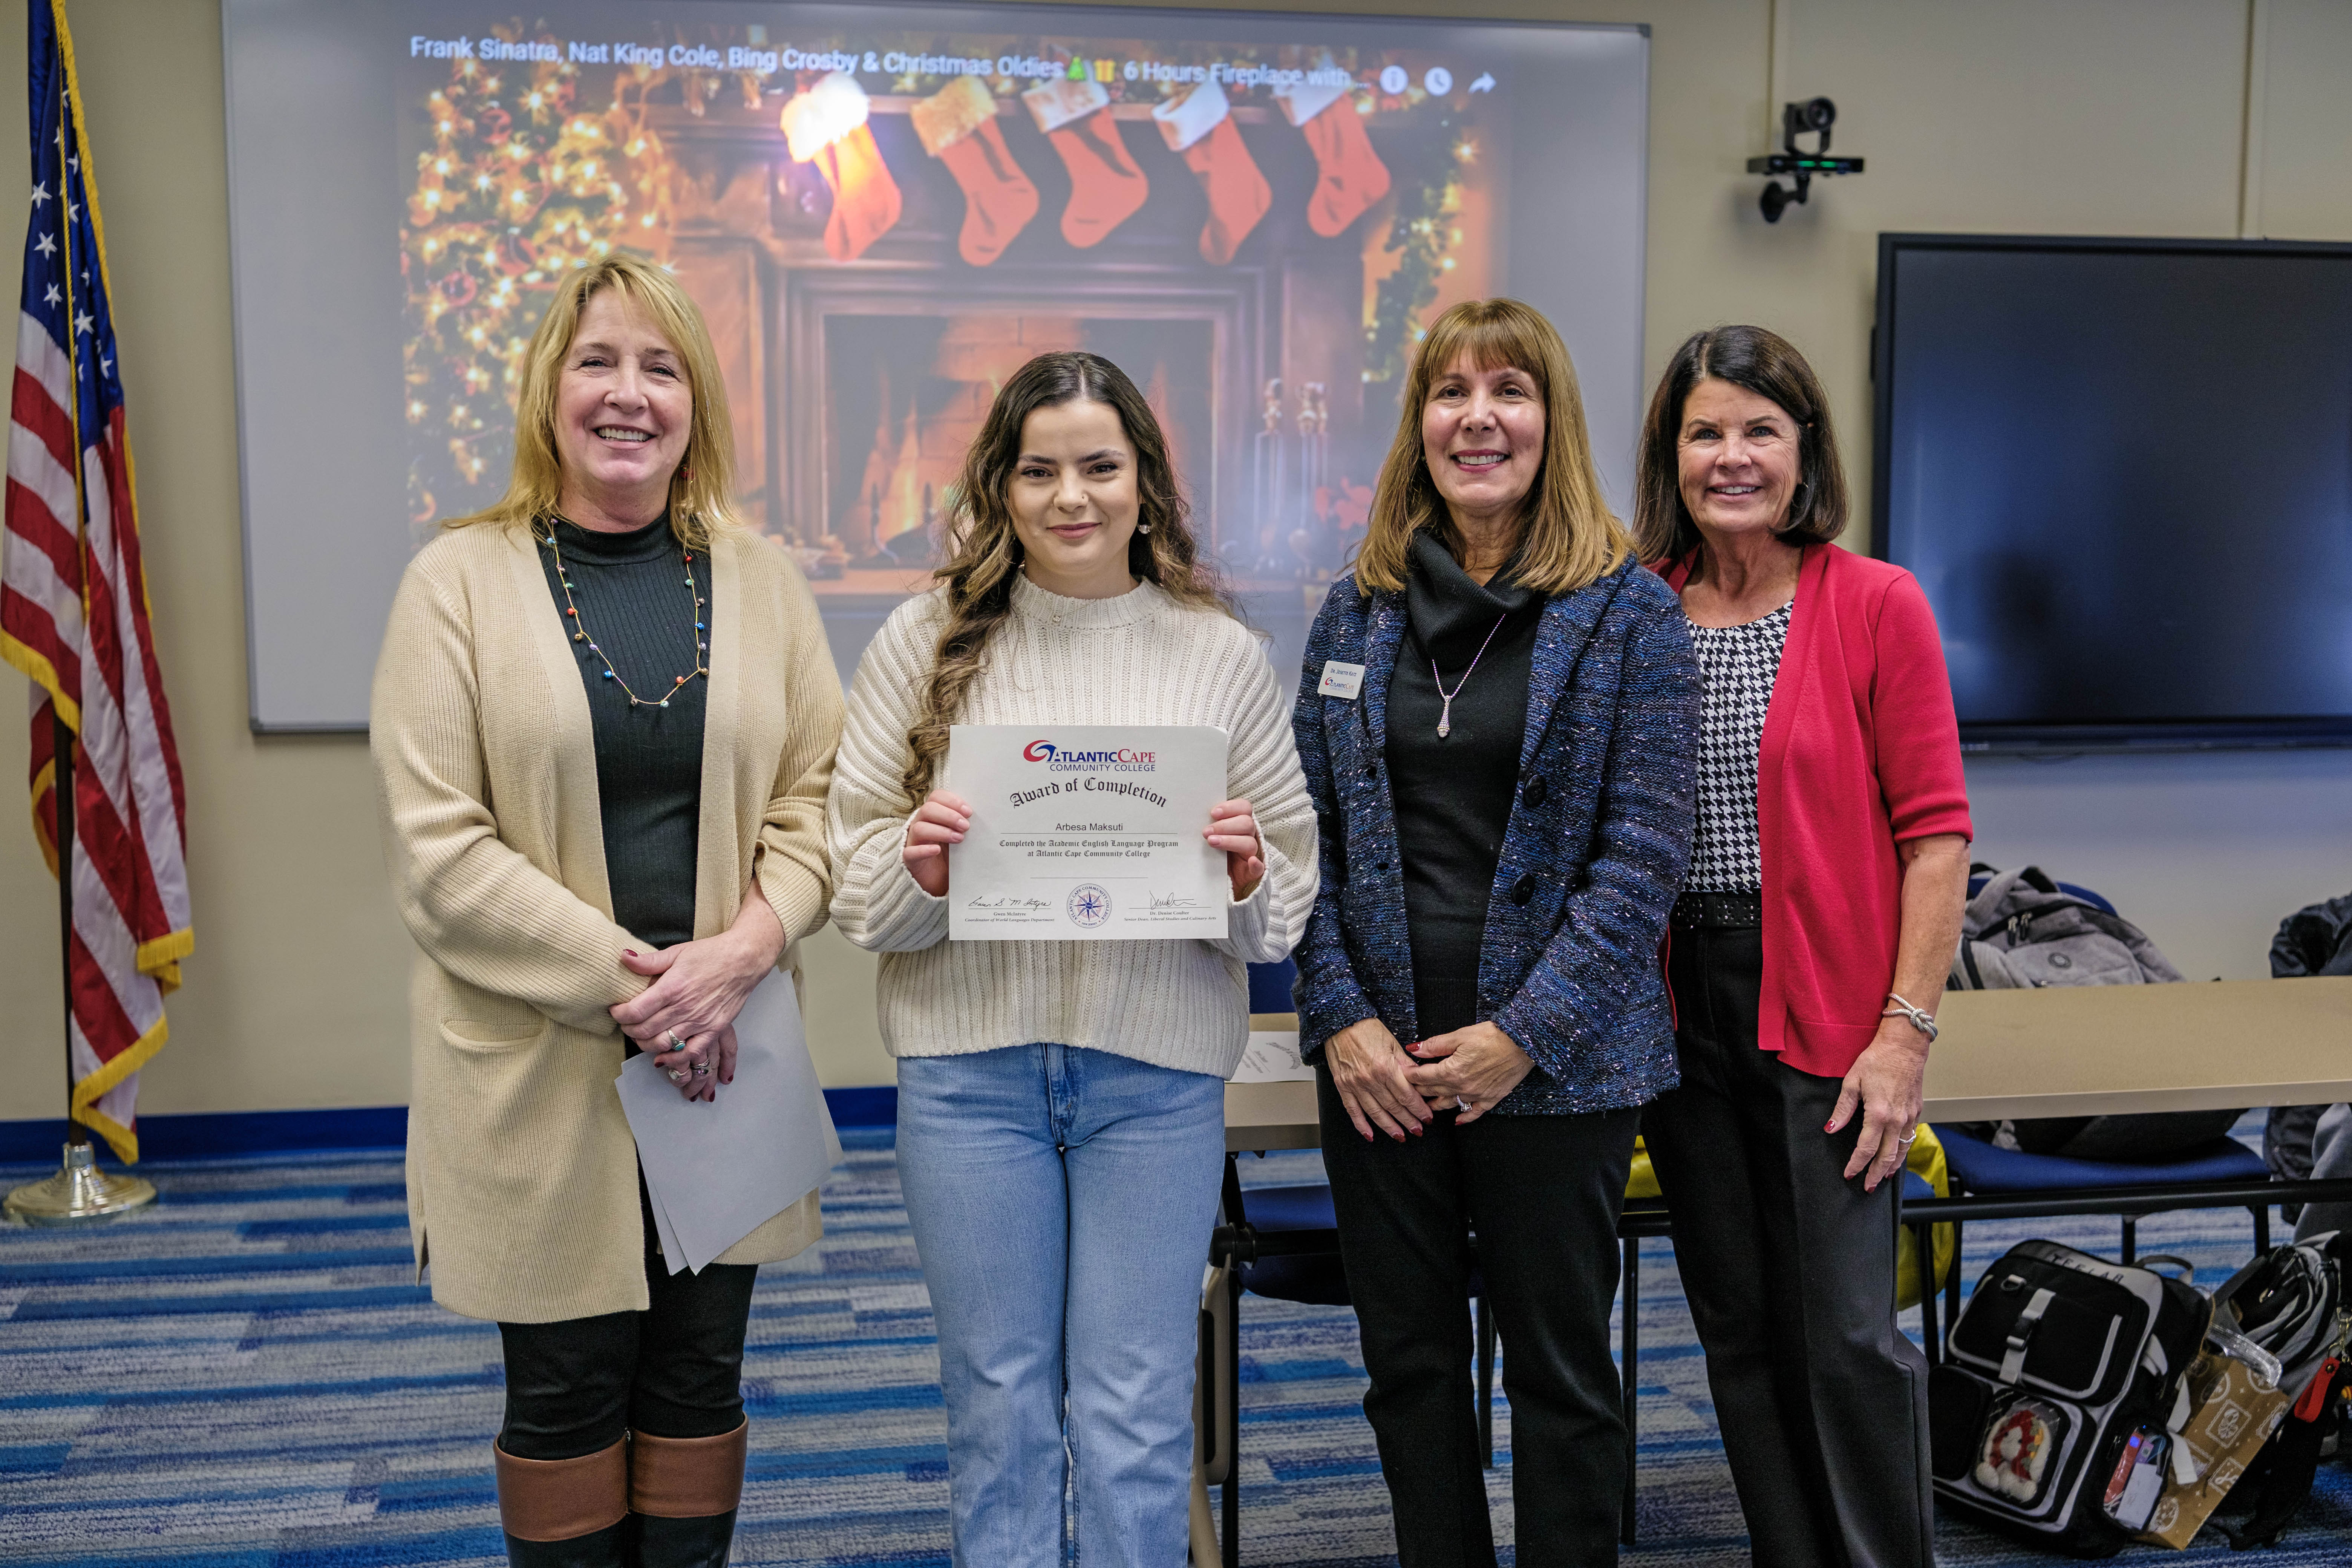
[534,517,709,709]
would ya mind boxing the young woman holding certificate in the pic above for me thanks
[825,352,1318,1568]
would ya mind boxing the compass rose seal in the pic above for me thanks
[1066,884,1113,929]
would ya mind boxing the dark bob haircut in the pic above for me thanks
[1632,324,1847,564]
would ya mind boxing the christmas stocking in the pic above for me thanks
[912,76,1037,267]
[1023,77,1148,248]
[782,72,902,262]
[1153,80,1270,265]
[1275,80,1390,238]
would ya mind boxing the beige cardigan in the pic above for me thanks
[371,520,842,1323]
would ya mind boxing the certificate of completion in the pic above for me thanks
[945,725,1230,941]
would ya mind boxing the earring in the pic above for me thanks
[1137,522,1153,536]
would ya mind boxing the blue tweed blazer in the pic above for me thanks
[1291,556,1700,1115]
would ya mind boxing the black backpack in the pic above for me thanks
[1930,1240,2209,1556]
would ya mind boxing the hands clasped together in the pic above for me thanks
[902,789,1268,901]
[1323,1015,1537,1142]
[610,888,786,1102]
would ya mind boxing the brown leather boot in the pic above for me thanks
[493,1437,628,1567]
[625,1419,747,1567]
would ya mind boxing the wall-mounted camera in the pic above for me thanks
[1747,97,1864,222]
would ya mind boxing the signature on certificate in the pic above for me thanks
[1148,890,1204,912]
[964,895,1052,912]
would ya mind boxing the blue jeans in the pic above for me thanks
[896,1044,1226,1568]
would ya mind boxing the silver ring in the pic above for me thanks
[666,1068,689,1084]
[1455,1096,1470,1111]
[1897,1130,1919,1145]
[692,1061,712,1077]
[662,1029,685,1052]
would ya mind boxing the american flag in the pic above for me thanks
[0,0,190,1163]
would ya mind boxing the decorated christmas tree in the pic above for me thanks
[400,32,685,530]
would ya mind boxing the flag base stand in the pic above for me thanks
[4,1140,156,1226]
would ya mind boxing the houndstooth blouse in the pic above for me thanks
[1685,601,1792,893]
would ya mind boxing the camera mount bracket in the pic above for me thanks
[1747,98,1864,222]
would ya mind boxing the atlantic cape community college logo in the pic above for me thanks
[1023,739,1158,773]
[1067,884,1112,928]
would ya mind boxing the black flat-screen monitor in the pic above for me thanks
[1872,233,2352,751]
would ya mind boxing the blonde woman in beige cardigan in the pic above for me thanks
[371,256,840,1568]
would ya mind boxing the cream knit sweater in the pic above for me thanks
[828,575,1318,1078]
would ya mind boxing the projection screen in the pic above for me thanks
[221,2,1648,729]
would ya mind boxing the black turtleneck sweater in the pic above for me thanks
[1384,530,1545,1037]
[534,514,711,952]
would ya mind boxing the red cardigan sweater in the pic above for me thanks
[1658,543,1974,1077]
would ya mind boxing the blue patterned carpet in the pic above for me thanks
[2,1125,2346,1565]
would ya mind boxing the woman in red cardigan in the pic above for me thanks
[1635,325,1970,1568]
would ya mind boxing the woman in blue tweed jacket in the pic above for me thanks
[1292,300,1698,1566]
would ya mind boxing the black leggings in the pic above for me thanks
[496,1184,758,1461]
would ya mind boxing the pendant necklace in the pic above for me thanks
[536,519,709,709]
[1432,612,1510,739]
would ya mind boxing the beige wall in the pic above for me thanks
[2,0,2347,1124]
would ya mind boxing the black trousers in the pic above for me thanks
[1319,1067,1640,1568]
[1643,922,1935,1568]
[496,1184,759,1461]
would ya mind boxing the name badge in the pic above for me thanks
[1318,660,1366,700]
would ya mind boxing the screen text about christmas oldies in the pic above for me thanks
[407,34,1362,93]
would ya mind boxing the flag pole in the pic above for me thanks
[57,707,87,1150]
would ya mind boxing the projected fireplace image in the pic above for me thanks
[236,1,1650,725]
[717,67,1481,597]
[371,5,1658,697]
[773,278,1294,674]
[809,312,1218,582]
[403,45,1506,559]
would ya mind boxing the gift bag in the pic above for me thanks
[2137,1349,2293,1547]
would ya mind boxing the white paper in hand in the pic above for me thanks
[1230,1029,1314,1084]
[617,970,842,1274]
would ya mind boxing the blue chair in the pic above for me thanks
[1923,1126,2272,1354]
[1246,958,1297,1014]
[1932,1124,2269,1260]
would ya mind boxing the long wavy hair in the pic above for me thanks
[900,351,1234,804]
[445,254,740,548]
[1354,298,1631,596]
